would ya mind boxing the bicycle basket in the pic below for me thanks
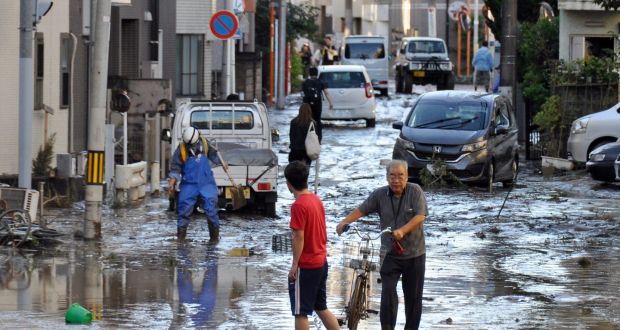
[342,239,381,271]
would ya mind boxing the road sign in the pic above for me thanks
[209,10,239,40]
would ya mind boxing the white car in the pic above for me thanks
[318,65,377,127]
[567,102,620,163]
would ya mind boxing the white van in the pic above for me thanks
[340,35,389,97]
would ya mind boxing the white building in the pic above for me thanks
[558,0,620,61]
[0,2,71,177]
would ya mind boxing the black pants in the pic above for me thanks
[380,254,425,330]
[289,149,311,166]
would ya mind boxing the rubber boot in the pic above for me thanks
[208,221,219,241]
[168,195,176,212]
[177,226,187,240]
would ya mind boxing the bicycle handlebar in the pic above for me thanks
[343,224,392,241]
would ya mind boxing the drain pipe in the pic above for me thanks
[39,181,46,228]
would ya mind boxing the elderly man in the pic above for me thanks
[336,160,428,330]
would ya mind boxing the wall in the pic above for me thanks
[177,0,214,100]
[0,2,21,175]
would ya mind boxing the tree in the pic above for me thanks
[482,0,558,38]
[254,0,320,55]
[593,0,620,10]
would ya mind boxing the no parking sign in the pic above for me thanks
[209,10,239,40]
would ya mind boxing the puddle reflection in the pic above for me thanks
[0,242,263,328]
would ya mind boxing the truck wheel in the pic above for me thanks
[263,202,276,217]
[395,69,404,93]
[404,73,414,94]
[380,88,388,97]
[365,118,376,128]
[446,73,455,90]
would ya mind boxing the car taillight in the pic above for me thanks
[365,82,372,98]
[257,183,271,190]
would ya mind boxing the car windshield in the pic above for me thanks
[407,40,445,54]
[190,110,254,130]
[319,71,367,88]
[406,99,488,131]
[344,43,385,59]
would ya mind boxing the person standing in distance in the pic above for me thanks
[169,126,222,241]
[320,36,339,65]
[472,40,494,92]
[301,67,333,143]
[285,161,339,330]
[336,160,428,330]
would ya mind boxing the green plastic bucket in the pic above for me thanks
[65,303,93,324]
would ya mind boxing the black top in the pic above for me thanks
[289,118,313,150]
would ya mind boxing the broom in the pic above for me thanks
[216,150,247,210]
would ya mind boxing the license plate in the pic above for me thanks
[225,187,250,199]
[413,71,425,77]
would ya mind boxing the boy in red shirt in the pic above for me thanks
[285,161,339,330]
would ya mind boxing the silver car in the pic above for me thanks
[567,103,620,163]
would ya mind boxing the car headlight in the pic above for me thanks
[439,62,452,70]
[571,118,589,134]
[590,153,605,162]
[409,63,422,70]
[396,137,416,150]
[461,140,487,152]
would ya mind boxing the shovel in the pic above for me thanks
[216,150,247,210]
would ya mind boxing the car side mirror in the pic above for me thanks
[161,128,171,143]
[494,126,508,135]
[392,121,403,130]
[271,128,280,141]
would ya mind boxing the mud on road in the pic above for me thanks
[0,91,619,329]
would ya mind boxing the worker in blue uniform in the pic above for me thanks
[169,126,222,241]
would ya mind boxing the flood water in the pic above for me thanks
[1,87,619,329]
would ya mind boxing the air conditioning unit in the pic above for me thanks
[0,187,39,222]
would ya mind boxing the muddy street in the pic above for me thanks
[1,89,619,329]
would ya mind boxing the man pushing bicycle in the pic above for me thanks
[336,160,428,330]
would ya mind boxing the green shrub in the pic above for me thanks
[32,133,56,177]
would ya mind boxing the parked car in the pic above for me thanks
[392,91,518,191]
[394,37,455,93]
[567,103,620,163]
[340,35,389,97]
[586,142,620,182]
[318,65,377,127]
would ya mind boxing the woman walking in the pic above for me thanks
[289,103,316,165]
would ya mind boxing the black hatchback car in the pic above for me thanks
[392,91,519,190]
[586,142,620,182]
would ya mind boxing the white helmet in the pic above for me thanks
[182,126,199,145]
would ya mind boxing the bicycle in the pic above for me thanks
[340,224,392,330]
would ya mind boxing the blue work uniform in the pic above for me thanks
[169,140,222,229]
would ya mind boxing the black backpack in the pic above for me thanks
[302,79,322,105]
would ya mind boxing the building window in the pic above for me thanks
[176,34,204,96]
[60,34,72,108]
[35,32,44,110]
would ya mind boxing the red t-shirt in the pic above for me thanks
[289,193,327,269]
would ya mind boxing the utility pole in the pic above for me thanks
[84,0,112,239]
[499,0,517,108]
[276,0,286,109]
[344,0,353,36]
[473,0,479,53]
[18,0,35,189]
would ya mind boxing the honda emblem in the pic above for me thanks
[433,146,442,154]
